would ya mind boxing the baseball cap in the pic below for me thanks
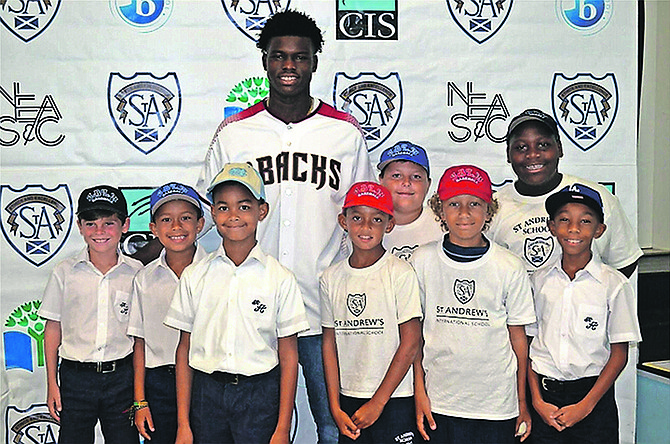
[207,163,266,203]
[343,181,394,216]
[150,182,202,217]
[506,108,560,142]
[377,141,430,176]
[545,183,604,222]
[77,185,128,218]
[437,165,493,203]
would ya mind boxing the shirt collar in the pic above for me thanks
[74,246,131,272]
[156,244,208,271]
[214,242,267,268]
[546,254,603,283]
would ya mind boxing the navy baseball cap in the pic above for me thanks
[77,185,127,219]
[377,141,430,177]
[545,183,604,222]
[150,182,203,217]
[506,108,560,142]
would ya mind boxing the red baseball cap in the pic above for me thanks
[343,182,394,216]
[437,165,492,203]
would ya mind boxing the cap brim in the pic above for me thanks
[151,195,202,215]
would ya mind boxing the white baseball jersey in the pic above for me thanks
[164,243,309,376]
[488,174,642,273]
[127,246,207,367]
[197,99,374,335]
[411,240,536,420]
[320,252,422,399]
[39,248,143,362]
[527,256,641,381]
[383,207,443,261]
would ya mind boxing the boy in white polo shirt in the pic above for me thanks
[164,163,309,444]
[40,185,143,444]
[127,183,206,443]
[527,184,641,443]
[321,181,422,443]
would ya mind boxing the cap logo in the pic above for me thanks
[568,184,581,193]
[228,167,248,178]
[389,145,419,157]
[450,167,484,185]
[522,109,551,120]
[86,188,118,204]
[352,183,385,200]
[156,183,190,198]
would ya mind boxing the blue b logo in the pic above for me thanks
[556,0,612,34]
[111,0,173,32]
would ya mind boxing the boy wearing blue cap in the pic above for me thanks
[165,163,309,444]
[527,183,641,443]
[127,183,206,443]
[378,141,442,261]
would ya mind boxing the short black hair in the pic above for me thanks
[78,208,126,223]
[257,10,324,54]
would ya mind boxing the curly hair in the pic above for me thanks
[428,193,499,233]
[256,10,324,54]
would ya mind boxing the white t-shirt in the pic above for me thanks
[197,100,374,335]
[127,246,207,367]
[383,207,443,261]
[164,243,309,376]
[39,248,143,362]
[411,240,536,420]
[320,252,422,398]
[527,256,642,381]
[488,174,642,273]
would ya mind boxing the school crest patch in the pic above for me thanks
[445,0,513,44]
[453,279,475,304]
[347,293,366,317]
[524,236,554,268]
[0,0,61,43]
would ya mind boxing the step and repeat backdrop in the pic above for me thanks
[1,0,640,442]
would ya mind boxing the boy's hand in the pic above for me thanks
[415,390,436,441]
[551,401,593,429]
[134,407,155,440]
[175,425,193,444]
[352,398,384,429]
[515,404,531,442]
[46,384,62,421]
[333,408,360,440]
[533,399,565,432]
[269,428,290,444]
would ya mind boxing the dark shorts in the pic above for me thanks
[531,375,618,444]
[190,366,280,444]
[338,394,416,444]
[142,365,177,444]
[57,355,139,444]
[422,412,516,444]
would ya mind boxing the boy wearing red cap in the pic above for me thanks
[320,182,422,443]
[412,166,536,443]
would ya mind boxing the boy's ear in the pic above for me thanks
[149,221,158,237]
[258,202,269,221]
[121,217,130,234]
[196,215,205,234]
[547,218,557,237]
[312,54,318,72]
[557,139,564,158]
[338,213,348,232]
[385,216,395,233]
[261,52,268,71]
[594,222,607,239]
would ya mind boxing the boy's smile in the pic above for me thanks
[507,122,563,187]
[151,200,204,254]
[440,195,488,248]
[339,205,394,253]
[263,36,316,100]
[78,215,129,257]
[548,202,606,264]
[379,161,430,221]
[212,183,268,250]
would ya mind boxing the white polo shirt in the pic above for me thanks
[320,252,422,399]
[127,246,207,368]
[164,243,309,376]
[39,248,143,362]
[411,240,536,420]
[383,207,443,261]
[527,256,642,381]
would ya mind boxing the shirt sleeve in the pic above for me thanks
[275,270,310,338]
[394,264,423,324]
[163,267,196,332]
[504,257,536,326]
[607,277,642,344]
[595,191,643,270]
[126,274,144,338]
[38,265,65,321]
[319,271,335,329]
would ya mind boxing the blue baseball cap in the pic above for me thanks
[150,182,203,217]
[545,183,604,222]
[377,141,430,177]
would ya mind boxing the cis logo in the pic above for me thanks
[0,82,65,147]
[336,0,398,40]
[446,81,509,143]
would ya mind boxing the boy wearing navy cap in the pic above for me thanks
[378,141,442,261]
[40,185,143,444]
[127,183,206,443]
[527,183,641,443]
[321,181,422,443]
[164,163,309,444]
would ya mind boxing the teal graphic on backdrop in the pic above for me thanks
[445,0,513,44]
[0,0,61,42]
[119,187,155,255]
[556,0,612,35]
[224,77,270,119]
[110,0,173,32]
[336,0,398,40]
[3,301,46,372]
[221,0,290,42]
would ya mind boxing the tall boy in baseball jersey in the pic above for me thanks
[321,181,422,443]
[378,141,442,261]
[165,163,309,444]
[127,183,206,443]
[412,166,535,443]
[527,184,641,443]
[40,185,143,444]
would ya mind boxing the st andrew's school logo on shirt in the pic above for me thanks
[108,72,182,155]
[524,236,554,269]
[109,0,173,32]
[445,0,513,44]
[556,0,612,35]
[347,293,366,317]
[333,72,403,152]
[551,72,618,152]
[453,279,475,304]
[3,300,46,372]
[0,184,73,267]
[221,0,290,42]
[0,0,61,43]
[5,404,59,444]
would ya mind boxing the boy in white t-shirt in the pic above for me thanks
[164,163,309,444]
[412,165,535,443]
[378,141,442,261]
[321,181,422,443]
[127,183,206,443]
